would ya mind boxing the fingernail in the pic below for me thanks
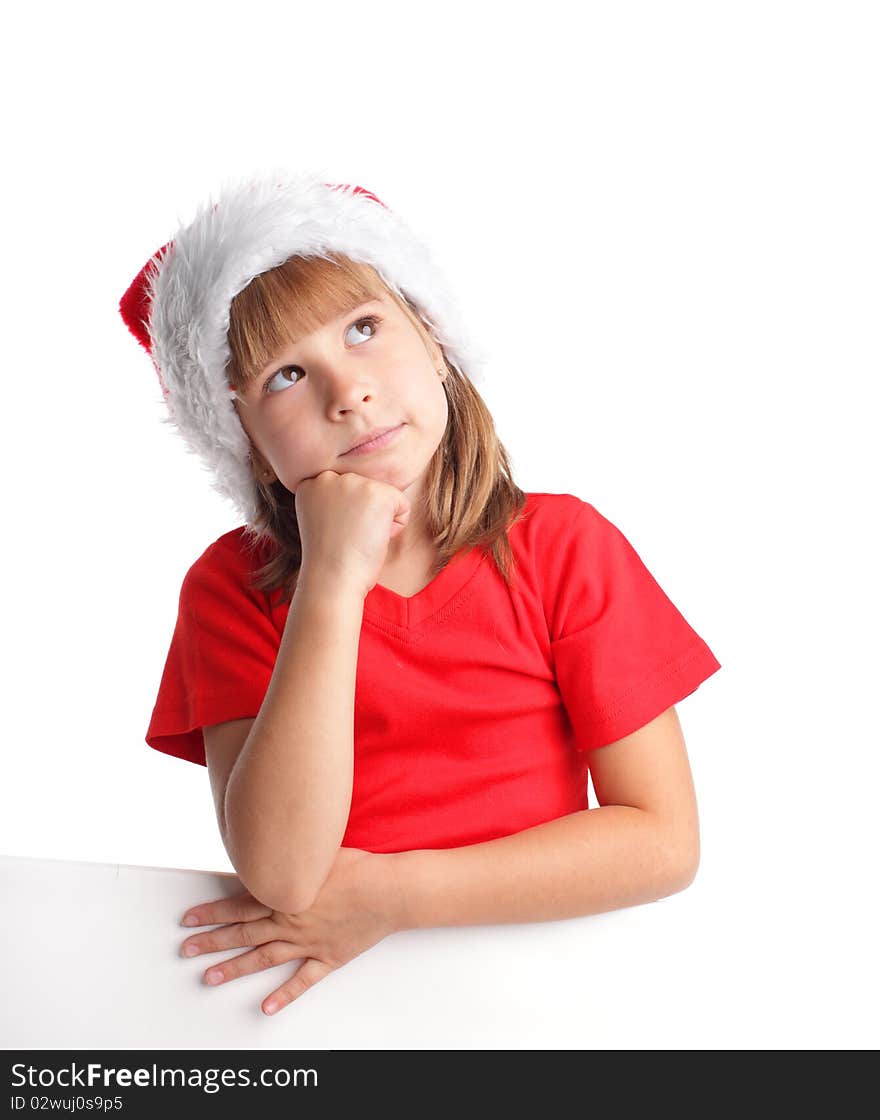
[182,944,199,957]
[181,914,199,926]
[205,969,224,985]
[264,1000,278,1015]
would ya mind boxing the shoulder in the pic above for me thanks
[518,490,601,524]
[514,492,637,552]
[509,491,601,556]
[189,525,276,572]
[498,492,596,612]
[505,492,642,635]
[180,526,277,612]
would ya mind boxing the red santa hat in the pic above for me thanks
[119,168,487,526]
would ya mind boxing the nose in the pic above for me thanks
[311,359,377,414]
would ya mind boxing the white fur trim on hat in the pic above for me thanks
[144,167,488,527]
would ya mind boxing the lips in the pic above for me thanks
[342,424,404,455]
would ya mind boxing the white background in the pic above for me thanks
[1,0,877,1048]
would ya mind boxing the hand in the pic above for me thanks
[178,847,403,1016]
[295,470,411,599]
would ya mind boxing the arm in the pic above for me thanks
[388,706,700,928]
[222,576,365,914]
[176,710,699,1015]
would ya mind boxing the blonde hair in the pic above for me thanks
[225,252,527,605]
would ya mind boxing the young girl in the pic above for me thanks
[119,169,721,1018]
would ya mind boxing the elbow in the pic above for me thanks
[670,853,700,895]
[646,811,700,898]
[221,811,341,914]
[267,877,324,915]
[654,807,700,896]
[253,883,320,916]
[236,870,321,916]
[235,857,330,916]
[659,841,700,897]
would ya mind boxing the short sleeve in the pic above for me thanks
[550,501,721,751]
[145,536,282,767]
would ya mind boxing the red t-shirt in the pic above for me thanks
[146,492,721,853]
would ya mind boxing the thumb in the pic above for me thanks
[388,490,411,538]
[389,512,409,539]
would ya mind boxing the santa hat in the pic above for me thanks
[118,168,487,527]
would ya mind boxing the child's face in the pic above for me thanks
[232,291,449,503]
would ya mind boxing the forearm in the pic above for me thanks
[224,577,364,913]
[389,806,697,929]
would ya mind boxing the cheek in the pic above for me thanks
[411,363,445,403]
[266,419,332,479]
[261,409,307,452]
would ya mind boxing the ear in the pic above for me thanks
[249,446,277,485]
[423,330,447,372]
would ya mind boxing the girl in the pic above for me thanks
[119,170,721,1018]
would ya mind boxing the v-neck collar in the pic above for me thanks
[363,544,487,631]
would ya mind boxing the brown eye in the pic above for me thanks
[264,366,303,394]
[345,316,380,344]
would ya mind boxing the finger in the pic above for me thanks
[180,916,289,960]
[201,941,306,987]
[262,958,335,1016]
[180,891,272,928]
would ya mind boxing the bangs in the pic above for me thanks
[226,252,395,389]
